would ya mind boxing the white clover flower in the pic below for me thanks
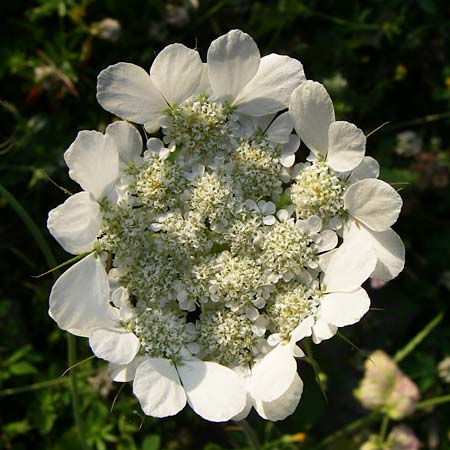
[47,30,405,423]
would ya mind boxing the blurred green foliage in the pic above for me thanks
[1,0,450,449]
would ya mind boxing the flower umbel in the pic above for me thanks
[47,29,405,422]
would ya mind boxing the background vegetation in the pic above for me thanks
[1,1,449,449]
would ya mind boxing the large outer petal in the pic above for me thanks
[236,54,305,116]
[289,81,335,157]
[345,222,405,281]
[344,179,403,232]
[105,121,142,164]
[266,112,293,144]
[348,156,380,184]
[312,318,338,344]
[327,121,366,172]
[49,254,113,337]
[250,343,297,402]
[97,62,167,124]
[133,358,186,418]
[64,130,119,201]
[320,288,370,327]
[177,360,246,422]
[150,44,203,105]
[47,192,101,255]
[207,29,260,102]
[109,357,143,382]
[89,328,140,365]
[254,374,303,421]
[322,230,377,293]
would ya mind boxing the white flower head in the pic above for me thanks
[47,31,404,423]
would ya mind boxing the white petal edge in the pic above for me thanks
[150,43,203,105]
[105,121,142,165]
[89,328,140,365]
[317,229,338,253]
[289,80,335,157]
[291,316,315,342]
[312,317,338,344]
[133,358,186,417]
[47,192,101,255]
[322,230,377,293]
[49,254,113,337]
[346,223,405,281]
[348,156,380,184]
[254,373,303,421]
[109,356,142,382]
[177,360,246,422]
[344,179,403,232]
[207,29,260,102]
[236,54,305,116]
[320,288,370,327]
[266,112,293,144]
[251,343,297,402]
[64,130,120,201]
[97,62,167,124]
[327,121,366,172]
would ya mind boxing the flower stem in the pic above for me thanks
[393,312,443,363]
[238,420,263,450]
[378,415,390,444]
[309,412,379,450]
[417,394,450,409]
[68,335,90,450]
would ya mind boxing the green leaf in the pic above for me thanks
[3,419,32,437]
[142,435,161,450]
[9,361,38,376]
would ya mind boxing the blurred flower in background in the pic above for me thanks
[355,350,420,419]
[437,356,450,383]
[395,131,422,157]
[90,18,121,42]
[360,425,421,450]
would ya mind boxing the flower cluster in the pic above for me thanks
[47,30,405,422]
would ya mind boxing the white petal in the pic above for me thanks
[64,130,120,201]
[289,81,335,157]
[320,288,370,327]
[280,154,296,168]
[318,249,337,271]
[194,63,212,96]
[348,156,380,184]
[109,357,142,382]
[207,29,260,102]
[133,358,186,418]
[327,121,366,172]
[322,231,377,292]
[370,228,405,281]
[251,343,296,402]
[344,179,403,232]
[177,360,246,422]
[236,54,305,116]
[150,44,203,105]
[317,229,338,253]
[347,223,405,281]
[291,316,314,342]
[97,62,167,124]
[281,134,301,155]
[254,373,303,421]
[312,317,338,344]
[49,254,113,337]
[89,328,140,365]
[105,121,142,164]
[266,112,293,144]
[47,192,101,255]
